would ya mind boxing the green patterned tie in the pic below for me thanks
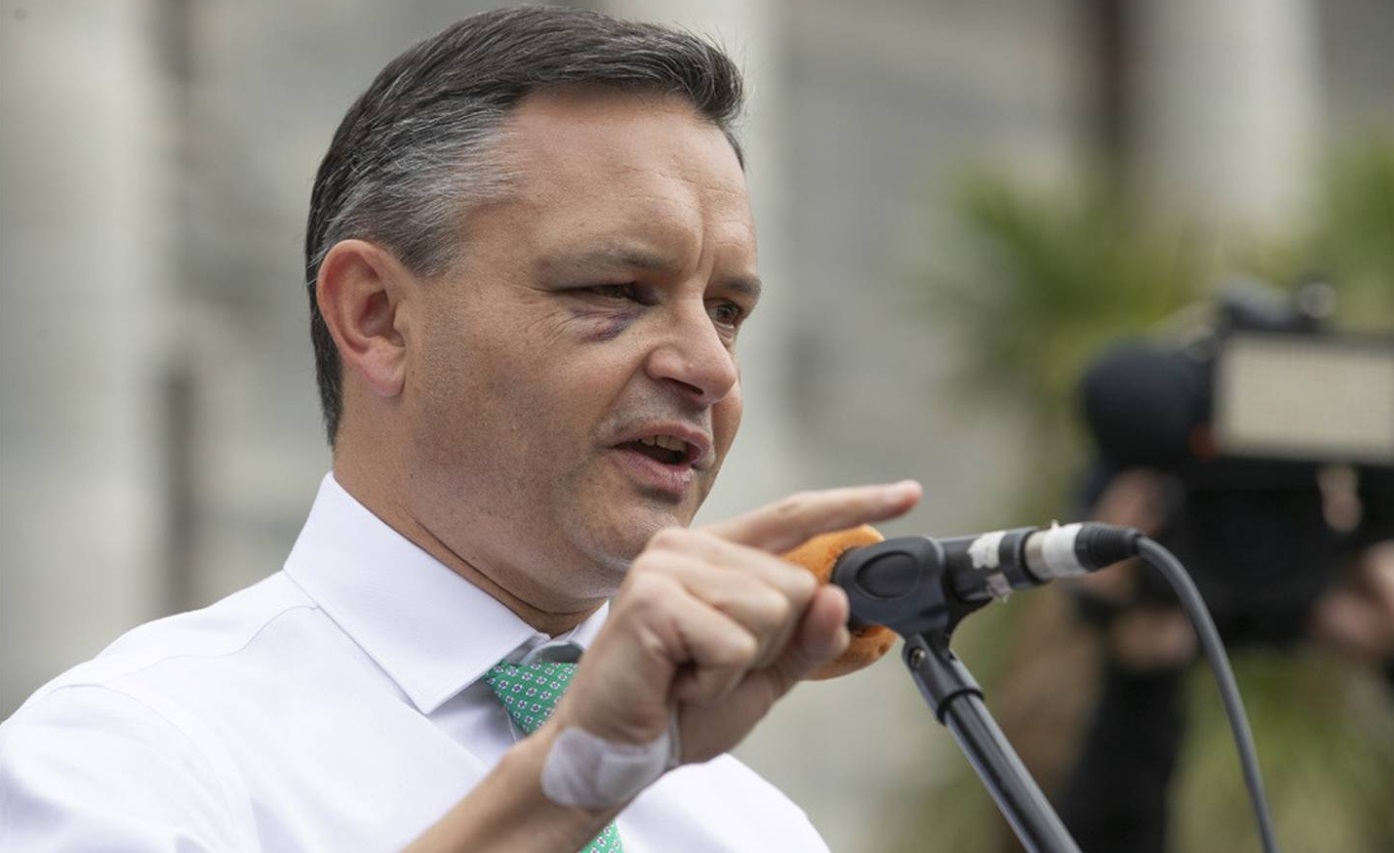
[484,660,624,853]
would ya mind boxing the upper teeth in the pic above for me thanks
[640,435,687,452]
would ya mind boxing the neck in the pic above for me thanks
[331,453,605,637]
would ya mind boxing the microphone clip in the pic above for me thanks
[831,535,983,639]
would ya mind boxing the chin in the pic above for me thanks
[577,511,680,572]
[564,479,707,569]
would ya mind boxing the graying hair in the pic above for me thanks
[304,6,746,445]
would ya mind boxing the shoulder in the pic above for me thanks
[19,572,316,706]
[0,679,261,851]
[0,573,321,850]
[2,571,323,784]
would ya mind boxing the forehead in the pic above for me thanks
[491,87,756,258]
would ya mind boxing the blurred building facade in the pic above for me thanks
[2,0,1391,849]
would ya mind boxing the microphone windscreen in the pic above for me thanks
[782,525,897,680]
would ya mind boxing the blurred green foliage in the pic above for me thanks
[928,174,1204,516]
[892,139,1394,853]
[1175,653,1394,852]
[1304,139,1394,327]
[927,137,1394,519]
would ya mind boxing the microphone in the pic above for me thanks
[931,521,1144,603]
[784,522,1142,670]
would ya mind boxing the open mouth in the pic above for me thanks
[624,434,695,466]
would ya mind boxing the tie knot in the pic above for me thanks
[483,660,578,735]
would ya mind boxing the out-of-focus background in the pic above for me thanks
[3,1,1392,851]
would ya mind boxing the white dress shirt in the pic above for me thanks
[0,475,829,852]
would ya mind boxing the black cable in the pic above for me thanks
[1135,536,1281,853]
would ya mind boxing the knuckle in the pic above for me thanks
[787,565,819,598]
[618,568,674,610]
[724,631,760,665]
[755,587,793,624]
[648,526,690,552]
[774,492,814,519]
[766,495,819,541]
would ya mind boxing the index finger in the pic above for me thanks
[702,481,922,554]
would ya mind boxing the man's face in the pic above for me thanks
[401,88,758,611]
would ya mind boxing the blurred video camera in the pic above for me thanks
[1078,281,1394,646]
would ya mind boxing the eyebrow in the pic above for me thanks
[539,243,762,301]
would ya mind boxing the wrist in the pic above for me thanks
[403,727,618,853]
[535,716,680,810]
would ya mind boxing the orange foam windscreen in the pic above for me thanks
[782,525,897,680]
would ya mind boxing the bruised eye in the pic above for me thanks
[587,284,655,305]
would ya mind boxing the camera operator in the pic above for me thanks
[1055,465,1394,853]
[1052,283,1394,852]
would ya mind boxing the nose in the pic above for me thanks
[644,303,740,407]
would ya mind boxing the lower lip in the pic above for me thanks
[610,447,696,499]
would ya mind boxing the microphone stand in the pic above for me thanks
[833,536,1082,853]
[902,632,1080,853]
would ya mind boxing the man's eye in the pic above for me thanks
[588,284,646,302]
[708,300,745,328]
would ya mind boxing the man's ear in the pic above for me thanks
[315,239,414,399]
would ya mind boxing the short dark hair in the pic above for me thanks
[304,6,746,445]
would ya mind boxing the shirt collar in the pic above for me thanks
[283,474,608,714]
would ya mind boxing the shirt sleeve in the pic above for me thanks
[0,684,250,853]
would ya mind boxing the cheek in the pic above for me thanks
[412,323,535,455]
[713,388,743,454]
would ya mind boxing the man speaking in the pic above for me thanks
[0,7,921,851]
